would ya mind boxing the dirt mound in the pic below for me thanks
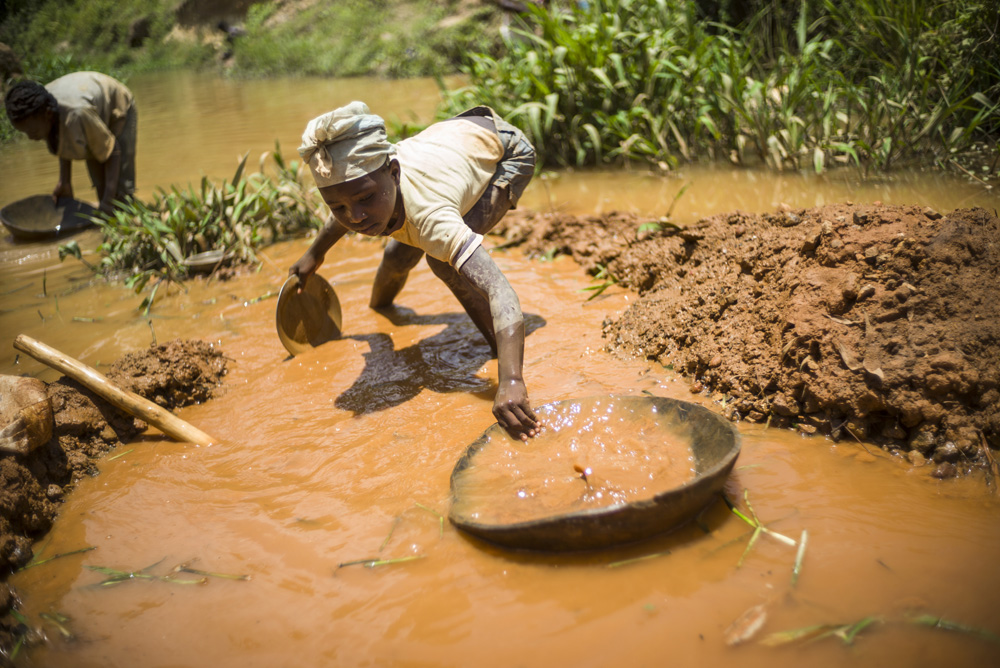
[1,339,227,655]
[495,204,999,477]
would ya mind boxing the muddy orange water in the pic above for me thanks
[2,72,1000,667]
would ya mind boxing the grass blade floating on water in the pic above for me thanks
[908,614,1000,644]
[414,502,445,538]
[606,550,671,568]
[791,530,808,587]
[338,555,426,569]
[39,612,74,641]
[19,546,96,571]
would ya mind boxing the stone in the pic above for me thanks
[932,441,961,463]
[0,375,53,455]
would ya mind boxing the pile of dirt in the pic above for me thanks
[1,340,226,656]
[495,203,999,478]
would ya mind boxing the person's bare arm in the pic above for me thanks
[289,213,348,286]
[460,246,538,439]
[53,159,73,202]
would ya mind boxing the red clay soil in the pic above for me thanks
[0,340,226,658]
[494,203,1000,479]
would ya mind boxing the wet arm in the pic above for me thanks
[54,159,73,200]
[460,246,538,438]
[289,214,348,283]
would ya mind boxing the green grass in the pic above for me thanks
[230,0,502,79]
[440,0,1000,174]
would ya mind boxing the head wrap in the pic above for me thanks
[298,101,396,188]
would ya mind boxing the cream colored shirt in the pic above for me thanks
[390,118,504,268]
[46,72,134,163]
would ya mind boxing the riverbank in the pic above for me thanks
[495,202,1000,477]
[0,340,227,658]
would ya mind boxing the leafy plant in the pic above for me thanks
[66,143,322,312]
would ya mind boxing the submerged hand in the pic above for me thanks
[494,379,539,441]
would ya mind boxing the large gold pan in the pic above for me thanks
[449,395,741,552]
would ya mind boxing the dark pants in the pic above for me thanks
[86,103,137,203]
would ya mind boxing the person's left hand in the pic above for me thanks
[494,379,539,441]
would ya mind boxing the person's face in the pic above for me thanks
[319,159,402,237]
[12,110,53,141]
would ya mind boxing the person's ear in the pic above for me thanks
[387,158,400,184]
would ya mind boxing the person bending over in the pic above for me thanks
[289,101,539,440]
[4,71,136,213]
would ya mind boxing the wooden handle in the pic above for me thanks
[13,334,216,447]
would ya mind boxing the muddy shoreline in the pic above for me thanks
[495,202,999,477]
[0,340,227,658]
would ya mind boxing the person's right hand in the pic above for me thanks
[289,250,323,292]
[52,181,73,203]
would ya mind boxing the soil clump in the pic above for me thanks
[0,339,227,657]
[495,203,999,478]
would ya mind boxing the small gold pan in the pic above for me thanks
[275,274,343,356]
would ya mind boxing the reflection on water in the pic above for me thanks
[1,72,999,668]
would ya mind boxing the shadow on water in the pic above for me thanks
[335,307,546,415]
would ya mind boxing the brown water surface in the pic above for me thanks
[1,72,999,667]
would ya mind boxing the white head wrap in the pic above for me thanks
[298,101,397,188]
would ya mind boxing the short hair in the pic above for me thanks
[4,80,58,123]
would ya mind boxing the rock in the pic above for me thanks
[0,376,53,455]
[907,450,926,466]
[932,441,961,463]
[908,430,937,455]
[46,484,63,501]
[931,461,958,478]
[771,393,800,416]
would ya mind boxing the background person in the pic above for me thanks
[4,71,136,213]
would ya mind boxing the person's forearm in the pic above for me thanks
[495,320,526,385]
[462,248,525,382]
[59,159,72,187]
[309,214,348,259]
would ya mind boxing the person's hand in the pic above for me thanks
[52,181,73,203]
[494,379,539,441]
[289,250,323,292]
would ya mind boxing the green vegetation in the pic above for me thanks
[231,0,501,78]
[0,0,499,81]
[441,0,1000,173]
[0,0,214,76]
[61,145,321,312]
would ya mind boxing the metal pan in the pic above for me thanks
[0,195,96,240]
[275,274,343,356]
[449,394,741,552]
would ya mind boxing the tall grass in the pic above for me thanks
[442,0,1000,173]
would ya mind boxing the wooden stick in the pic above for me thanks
[13,334,216,446]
